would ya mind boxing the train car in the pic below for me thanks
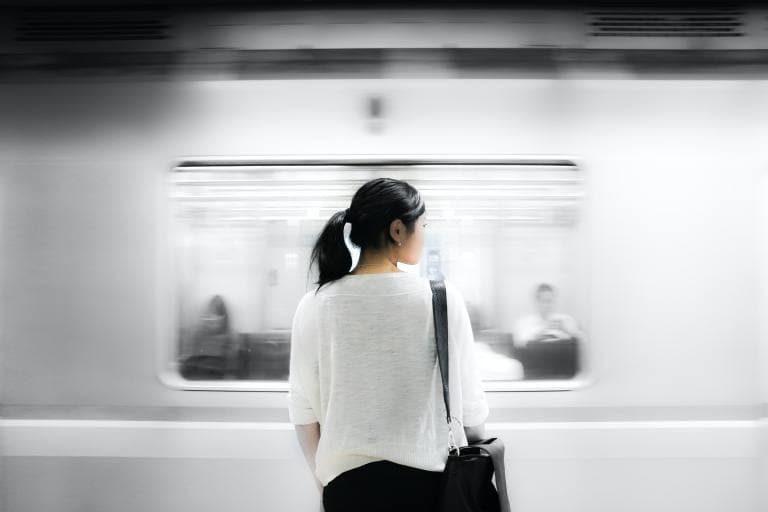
[1,2,767,511]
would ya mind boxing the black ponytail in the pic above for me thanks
[308,208,351,295]
[308,177,426,295]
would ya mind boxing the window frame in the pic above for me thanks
[156,154,595,392]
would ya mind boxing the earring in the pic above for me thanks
[398,242,402,246]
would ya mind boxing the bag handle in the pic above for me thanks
[472,439,512,512]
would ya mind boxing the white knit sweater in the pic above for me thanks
[286,271,490,487]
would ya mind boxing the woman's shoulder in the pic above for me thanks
[295,289,324,319]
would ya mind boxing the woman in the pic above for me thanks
[287,177,490,512]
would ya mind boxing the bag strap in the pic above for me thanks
[429,280,452,429]
[430,279,512,512]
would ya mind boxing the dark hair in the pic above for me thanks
[309,177,426,294]
[202,294,230,333]
[535,283,554,297]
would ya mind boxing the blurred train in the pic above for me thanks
[1,2,767,512]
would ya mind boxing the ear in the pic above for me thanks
[388,218,405,245]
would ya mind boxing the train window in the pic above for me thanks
[160,157,590,391]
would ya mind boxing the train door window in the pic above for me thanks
[162,157,590,391]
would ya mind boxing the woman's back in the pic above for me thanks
[287,271,490,489]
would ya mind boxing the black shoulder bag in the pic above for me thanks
[430,279,512,512]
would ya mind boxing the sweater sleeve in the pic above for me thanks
[445,280,490,428]
[286,291,320,425]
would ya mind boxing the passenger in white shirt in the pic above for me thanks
[513,283,584,348]
[287,177,490,512]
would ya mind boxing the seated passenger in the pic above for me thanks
[513,283,584,348]
[180,294,238,379]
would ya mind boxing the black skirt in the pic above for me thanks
[322,459,444,512]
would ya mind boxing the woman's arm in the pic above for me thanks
[294,422,323,493]
[445,281,490,439]
[287,293,324,494]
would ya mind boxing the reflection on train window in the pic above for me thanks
[169,159,588,384]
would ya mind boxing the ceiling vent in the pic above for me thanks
[13,7,172,42]
[3,6,179,55]
[581,7,768,50]
[586,8,746,38]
